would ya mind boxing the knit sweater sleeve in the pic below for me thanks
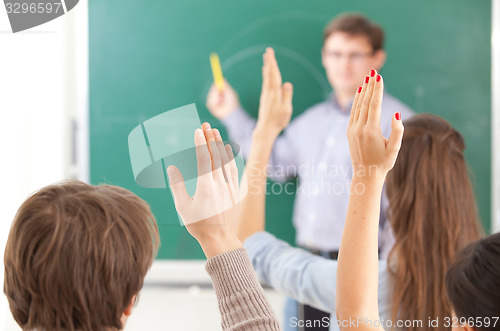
[205,248,282,331]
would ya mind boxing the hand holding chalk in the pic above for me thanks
[206,53,241,119]
[206,79,241,120]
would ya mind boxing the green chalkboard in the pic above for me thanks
[89,0,491,259]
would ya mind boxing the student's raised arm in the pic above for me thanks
[236,47,293,242]
[167,124,282,330]
[206,58,298,184]
[336,71,403,331]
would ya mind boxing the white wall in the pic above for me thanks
[0,1,88,329]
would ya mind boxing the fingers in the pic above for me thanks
[368,74,384,128]
[261,50,271,94]
[354,75,370,123]
[348,85,362,129]
[225,143,240,204]
[201,122,213,157]
[194,128,212,178]
[201,123,224,181]
[167,165,190,208]
[213,128,240,203]
[282,82,293,113]
[206,83,222,107]
[266,47,282,89]
[213,128,230,183]
[207,83,218,98]
[225,144,238,187]
[387,113,404,161]
[358,69,377,125]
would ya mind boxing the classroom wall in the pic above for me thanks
[89,0,492,260]
[0,2,87,329]
[1,1,499,330]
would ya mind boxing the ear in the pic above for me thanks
[373,49,386,71]
[120,295,136,330]
[123,295,136,317]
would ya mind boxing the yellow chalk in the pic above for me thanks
[210,53,224,91]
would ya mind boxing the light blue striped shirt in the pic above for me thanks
[221,92,414,250]
[244,231,393,331]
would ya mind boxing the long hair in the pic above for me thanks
[385,114,483,330]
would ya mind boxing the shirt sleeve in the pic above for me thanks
[220,107,299,183]
[244,232,337,313]
[205,247,282,331]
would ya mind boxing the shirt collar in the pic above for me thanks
[329,90,388,115]
[329,92,353,115]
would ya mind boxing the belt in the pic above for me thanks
[308,248,339,260]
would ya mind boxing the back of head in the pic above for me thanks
[385,114,483,329]
[3,181,160,331]
[445,233,500,330]
[323,13,384,51]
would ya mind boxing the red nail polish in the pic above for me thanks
[370,69,376,77]
[365,76,369,84]
[376,74,381,82]
[357,86,362,93]
[395,112,401,121]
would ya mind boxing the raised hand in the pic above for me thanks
[347,70,404,179]
[206,80,241,120]
[255,47,293,137]
[167,123,241,259]
[336,71,403,331]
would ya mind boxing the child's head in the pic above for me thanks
[4,181,160,331]
[445,233,500,331]
[385,113,482,328]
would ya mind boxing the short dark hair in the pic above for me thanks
[445,233,500,330]
[4,181,160,331]
[323,13,384,52]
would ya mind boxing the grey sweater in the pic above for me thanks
[205,248,282,331]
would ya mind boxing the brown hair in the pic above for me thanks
[323,13,384,52]
[445,233,500,330]
[4,181,160,331]
[385,114,483,330]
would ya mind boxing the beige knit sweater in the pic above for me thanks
[205,248,282,331]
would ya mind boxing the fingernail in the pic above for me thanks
[357,86,362,93]
[376,74,381,82]
[195,128,204,137]
[395,112,401,121]
[213,129,220,138]
[370,69,376,77]
[365,76,369,84]
[202,122,211,130]
[167,166,174,177]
